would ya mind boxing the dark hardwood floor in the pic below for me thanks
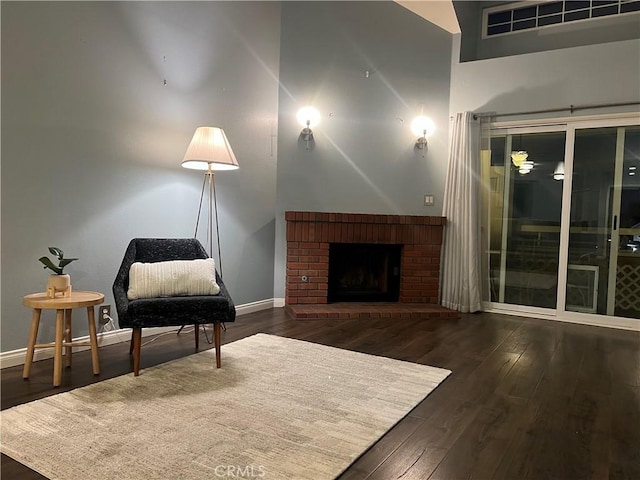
[2,308,639,479]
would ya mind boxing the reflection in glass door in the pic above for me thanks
[567,127,640,318]
[487,131,566,309]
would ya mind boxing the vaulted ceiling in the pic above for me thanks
[395,0,461,33]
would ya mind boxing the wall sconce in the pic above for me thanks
[411,116,435,152]
[296,106,320,150]
[553,161,565,180]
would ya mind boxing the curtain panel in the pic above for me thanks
[441,112,482,313]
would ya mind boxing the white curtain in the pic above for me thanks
[440,112,482,313]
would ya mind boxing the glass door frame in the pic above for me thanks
[482,113,640,330]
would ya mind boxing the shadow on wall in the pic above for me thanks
[454,45,640,120]
[234,219,276,304]
[466,83,568,120]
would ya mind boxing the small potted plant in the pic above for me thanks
[39,247,78,298]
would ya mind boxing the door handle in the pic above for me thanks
[613,215,618,231]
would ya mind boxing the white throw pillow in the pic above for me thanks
[127,258,220,300]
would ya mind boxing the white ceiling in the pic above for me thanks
[395,0,461,34]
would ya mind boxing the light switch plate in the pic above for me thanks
[424,194,435,206]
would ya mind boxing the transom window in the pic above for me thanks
[483,0,640,38]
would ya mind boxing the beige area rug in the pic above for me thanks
[1,334,450,480]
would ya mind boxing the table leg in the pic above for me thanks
[53,309,65,387]
[22,309,42,379]
[64,309,73,368]
[86,306,100,375]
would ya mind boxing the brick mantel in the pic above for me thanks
[285,211,446,306]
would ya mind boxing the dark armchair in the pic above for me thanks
[112,238,236,376]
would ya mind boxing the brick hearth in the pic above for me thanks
[285,302,458,320]
[285,211,454,319]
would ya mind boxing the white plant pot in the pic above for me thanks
[46,274,72,298]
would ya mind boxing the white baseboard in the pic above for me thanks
[483,303,640,331]
[1,298,280,370]
[235,298,279,315]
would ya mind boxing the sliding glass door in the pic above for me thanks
[483,118,640,323]
[486,129,566,309]
[567,126,640,318]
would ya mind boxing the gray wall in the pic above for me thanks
[1,2,281,352]
[450,36,640,118]
[273,1,453,298]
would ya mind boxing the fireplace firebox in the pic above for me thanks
[328,244,401,302]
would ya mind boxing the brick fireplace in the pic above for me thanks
[285,211,452,319]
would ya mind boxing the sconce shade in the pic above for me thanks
[510,151,528,168]
[412,116,434,151]
[411,116,435,137]
[181,127,239,171]
[296,106,321,128]
[297,106,320,150]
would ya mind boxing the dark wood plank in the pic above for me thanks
[427,394,531,480]
[337,415,424,480]
[1,308,639,480]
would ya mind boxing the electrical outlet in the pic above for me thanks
[99,305,111,325]
[424,194,435,206]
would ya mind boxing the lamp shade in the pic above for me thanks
[411,116,435,137]
[510,151,528,167]
[553,161,565,180]
[181,127,239,171]
[296,106,321,128]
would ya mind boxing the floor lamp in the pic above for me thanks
[181,126,239,277]
[179,127,238,340]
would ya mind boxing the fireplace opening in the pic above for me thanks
[328,243,402,303]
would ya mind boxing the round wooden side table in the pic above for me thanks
[22,291,104,387]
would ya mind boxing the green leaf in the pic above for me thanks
[59,258,78,268]
[39,257,62,275]
[48,247,63,260]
